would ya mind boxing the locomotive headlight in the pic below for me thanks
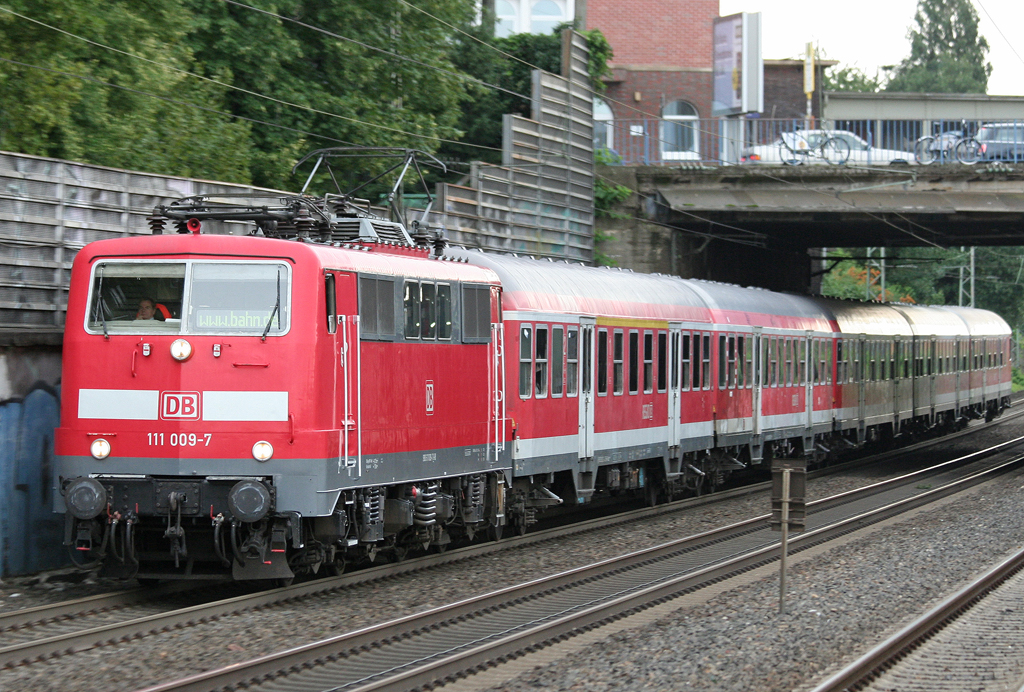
[65,477,107,520]
[169,338,193,362]
[228,480,272,523]
[90,438,111,460]
[252,440,274,462]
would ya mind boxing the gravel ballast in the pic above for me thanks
[0,418,1021,692]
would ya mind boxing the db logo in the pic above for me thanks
[161,391,201,420]
[425,381,434,416]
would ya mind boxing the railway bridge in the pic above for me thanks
[598,163,1024,294]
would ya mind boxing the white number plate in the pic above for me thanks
[148,432,212,447]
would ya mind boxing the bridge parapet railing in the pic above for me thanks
[598,118,1024,167]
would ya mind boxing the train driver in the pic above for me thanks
[136,298,170,321]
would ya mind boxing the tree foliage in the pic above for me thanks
[885,0,991,93]
[822,246,1024,332]
[0,0,253,181]
[823,65,883,93]
[0,2,610,193]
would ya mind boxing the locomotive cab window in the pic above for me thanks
[87,260,290,336]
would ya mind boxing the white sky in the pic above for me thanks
[718,0,1024,96]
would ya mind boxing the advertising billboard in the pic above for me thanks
[712,12,763,117]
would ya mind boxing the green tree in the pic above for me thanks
[0,0,252,182]
[187,0,474,190]
[885,0,991,93]
[824,65,883,93]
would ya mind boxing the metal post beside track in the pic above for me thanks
[771,459,807,615]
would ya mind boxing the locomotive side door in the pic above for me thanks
[578,318,596,460]
[327,270,361,478]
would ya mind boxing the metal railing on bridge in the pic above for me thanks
[597,118,1024,167]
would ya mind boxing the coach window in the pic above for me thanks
[567,327,579,396]
[784,339,793,386]
[552,326,564,397]
[718,335,728,389]
[728,336,738,388]
[628,331,639,395]
[404,282,421,338]
[692,333,702,390]
[761,338,769,386]
[657,332,667,393]
[519,325,533,398]
[644,332,654,394]
[737,336,746,387]
[836,340,844,383]
[613,330,625,395]
[535,325,549,397]
[598,329,609,395]
[826,340,834,384]
[681,333,691,390]
[701,334,712,390]
[766,338,775,387]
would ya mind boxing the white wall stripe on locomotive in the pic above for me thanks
[201,391,289,422]
[79,389,159,420]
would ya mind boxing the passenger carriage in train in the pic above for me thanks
[54,190,1012,582]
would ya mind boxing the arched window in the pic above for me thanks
[661,100,699,161]
[593,98,614,153]
[495,0,517,37]
[530,0,563,34]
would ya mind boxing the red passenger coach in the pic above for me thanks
[54,186,1013,584]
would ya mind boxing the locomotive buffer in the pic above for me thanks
[771,459,806,614]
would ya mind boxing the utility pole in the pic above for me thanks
[866,247,886,301]
[958,246,975,307]
[803,43,814,128]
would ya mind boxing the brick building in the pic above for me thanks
[583,0,718,160]
[580,1,833,162]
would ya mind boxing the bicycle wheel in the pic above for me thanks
[914,137,936,164]
[778,142,807,165]
[822,137,851,165]
[955,138,981,165]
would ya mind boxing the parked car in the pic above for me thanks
[975,122,1024,161]
[740,130,914,165]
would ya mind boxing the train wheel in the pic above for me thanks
[276,577,294,588]
[489,524,504,541]
[325,556,346,576]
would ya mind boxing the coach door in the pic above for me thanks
[751,328,762,440]
[328,270,361,478]
[667,323,682,451]
[578,318,596,460]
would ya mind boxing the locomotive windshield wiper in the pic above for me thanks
[95,269,109,339]
[261,268,281,342]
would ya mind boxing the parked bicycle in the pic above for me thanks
[778,130,851,165]
[914,121,981,164]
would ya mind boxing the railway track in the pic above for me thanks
[810,544,1024,692]
[0,415,1018,675]
[124,435,1024,692]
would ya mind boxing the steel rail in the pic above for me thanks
[132,451,1024,692]
[2,422,1020,671]
[808,545,1024,692]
